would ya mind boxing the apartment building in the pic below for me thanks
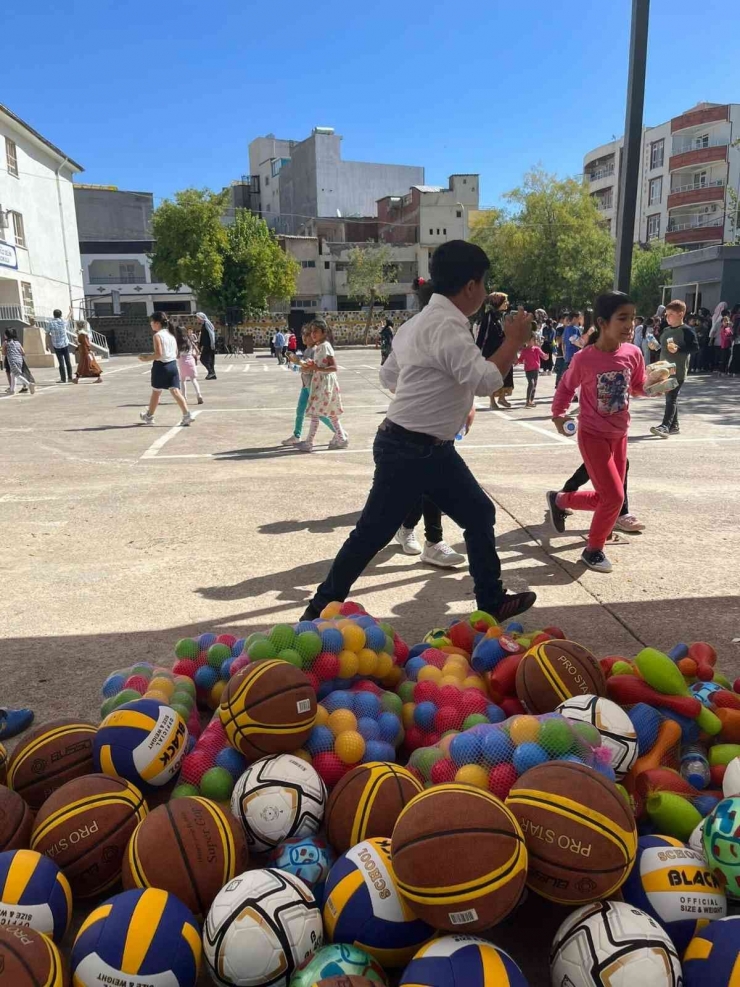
[583,102,740,248]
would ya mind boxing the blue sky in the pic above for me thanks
[5,0,739,209]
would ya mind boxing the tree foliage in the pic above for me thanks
[470,169,615,310]
[630,242,682,317]
[346,245,398,340]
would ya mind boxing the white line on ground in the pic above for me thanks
[492,409,572,444]
[139,410,204,459]
[0,362,142,400]
[224,365,233,373]
[242,365,250,373]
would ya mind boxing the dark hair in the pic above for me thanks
[4,328,17,340]
[429,240,489,296]
[585,291,634,346]
[53,309,62,318]
[175,325,189,354]
[583,308,594,333]
[309,318,333,343]
[151,310,176,336]
[414,278,436,310]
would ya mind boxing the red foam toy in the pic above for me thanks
[607,675,702,717]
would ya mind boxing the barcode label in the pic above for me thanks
[296,699,312,714]
[448,908,478,925]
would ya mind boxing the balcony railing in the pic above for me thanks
[672,135,728,155]
[588,166,615,182]
[595,197,614,211]
[88,275,148,284]
[667,215,724,233]
[670,178,724,194]
[0,304,23,321]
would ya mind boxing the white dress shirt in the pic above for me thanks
[379,293,503,440]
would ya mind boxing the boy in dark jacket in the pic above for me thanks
[650,300,698,438]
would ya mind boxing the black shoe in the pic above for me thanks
[650,425,670,439]
[581,548,613,573]
[205,374,217,380]
[492,591,537,622]
[546,491,567,534]
[669,425,680,435]
[300,602,321,621]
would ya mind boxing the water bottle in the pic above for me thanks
[563,419,577,437]
[455,425,468,442]
[680,744,710,790]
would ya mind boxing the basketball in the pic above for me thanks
[94,699,188,790]
[219,660,317,761]
[0,924,67,987]
[516,640,606,713]
[0,785,33,851]
[391,784,528,931]
[122,795,249,918]
[30,774,148,899]
[506,760,637,904]
[325,763,423,854]
[0,849,72,942]
[7,719,96,811]
[72,887,201,987]
[0,743,7,786]
[399,936,529,986]
[323,837,436,968]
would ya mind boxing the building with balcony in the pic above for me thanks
[583,103,740,249]
[74,186,195,317]
[0,102,84,327]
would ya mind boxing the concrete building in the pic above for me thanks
[248,128,424,234]
[0,102,84,326]
[74,186,195,317]
[584,103,740,248]
[661,245,740,313]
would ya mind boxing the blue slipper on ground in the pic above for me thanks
[0,708,34,739]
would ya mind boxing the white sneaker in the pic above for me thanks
[29,383,35,395]
[297,441,314,453]
[328,435,349,450]
[139,412,154,425]
[421,541,467,567]
[180,413,194,426]
[282,435,301,446]
[395,527,422,555]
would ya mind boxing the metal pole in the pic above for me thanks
[614,0,650,292]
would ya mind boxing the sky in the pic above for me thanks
[4,0,740,210]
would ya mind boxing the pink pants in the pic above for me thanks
[558,432,628,551]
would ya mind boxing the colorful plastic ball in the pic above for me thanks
[340,624,366,653]
[362,625,386,652]
[197,766,233,801]
[172,661,197,683]
[449,732,482,767]
[171,782,200,799]
[509,715,541,745]
[193,665,219,691]
[144,689,170,704]
[463,714,490,730]
[513,742,550,774]
[414,702,438,732]
[320,603,343,619]
[430,758,457,784]
[505,621,524,635]
[175,638,199,659]
[292,621,316,634]
[321,690,352,713]
[489,762,518,800]
[472,638,506,673]
[434,707,461,734]
[357,717,380,742]
[540,717,575,756]
[231,639,245,657]
[351,692,379,719]
[198,632,217,649]
[171,689,195,710]
[179,751,212,786]
[571,720,602,747]
[455,764,489,789]
[248,638,278,661]
[293,632,321,663]
[313,752,348,788]
[381,692,403,716]
[335,650,358,678]
[320,628,344,655]
[209,681,226,706]
[102,673,126,698]
[363,741,395,763]
[305,726,336,756]
[404,657,427,681]
[314,653,340,681]
[377,713,401,744]
[112,688,142,708]
[269,624,296,650]
[207,643,231,668]
[335,731,366,765]
[486,704,506,724]
[100,695,118,718]
[124,675,150,695]
[357,649,379,677]
[437,732,459,756]
[481,729,515,766]
[417,664,442,684]
[402,704,416,730]
[213,747,244,779]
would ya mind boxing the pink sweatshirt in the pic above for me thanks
[519,345,546,371]
[551,342,646,438]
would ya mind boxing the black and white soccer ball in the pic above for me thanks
[231,753,326,853]
[550,899,681,987]
[556,694,638,779]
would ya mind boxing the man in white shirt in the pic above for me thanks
[301,240,536,623]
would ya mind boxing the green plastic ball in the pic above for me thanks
[200,766,234,801]
[174,676,197,696]
[171,783,200,799]
[469,610,496,628]
[378,622,394,638]
[111,688,142,709]
[248,638,278,661]
[170,702,191,722]
[462,714,489,730]
[398,681,415,704]
[540,717,575,756]
[171,690,195,711]
[571,720,602,748]
[269,624,296,650]
[277,648,304,668]
[131,664,154,678]
[384,635,394,655]
[245,632,267,649]
[295,631,322,660]
[381,691,403,715]
[100,695,118,718]
[207,643,232,668]
[411,747,445,781]
[174,638,199,659]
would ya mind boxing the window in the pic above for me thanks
[429,228,433,235]
[443,228,447,235]
[650,139,664,170]
[456,210,462,218]
[301,260,316,268]
[264,176,270,187]
[324,261,330,269]
[694,170,707,188]
[335,262,348,273]
[10,211,26,248]
[648,176,662,206]
[436,228,440,235]
[119,263,138,283]
[266,204,271,212]
[647,214,661,240]
[21,282,34,318]
[5,138,18,177]
[693,133,709,149]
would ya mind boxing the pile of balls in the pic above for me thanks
[100,661,201,739]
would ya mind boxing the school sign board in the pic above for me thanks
[0,241,18,270]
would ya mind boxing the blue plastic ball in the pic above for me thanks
[294,620,318,634]
[414,702,437,731]
[215,746,247,779]
[305,725,335,756]
[194,665,218,690]
[486,703,506,724]
[198,632,217,649]
[354,616,377,630]
[353,692,381,719]
[480,729,515,766]
[513,742,549,774]
[449,732,483,767]
[185,734,196,754]
[320,628,344,654]
[471,638,506,673]
[102,673,126,698]
[505,621,524,634]
[220,657,235,680]
[357,717,380,742]
[231,639,245,657]
[363,740,396,763]
[592,759,617,782]
[334,678,353,690]
[377,712,401,743]
[317,681,334,702]
[408,644,430,659]
[322,690,354,713]
[364,625,387,652]
[404,657,427,681]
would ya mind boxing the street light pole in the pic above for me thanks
[614,0,650,292]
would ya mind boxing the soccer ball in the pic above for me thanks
[231,753,327,853]
[556,694,638,779]
[203,868,323,987]
[550,900,682,987]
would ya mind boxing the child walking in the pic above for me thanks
[547,291,646,573]
[282,327,334,446]
[299,319,348,452]
[138,312,193,426]
[2,330,35,395]
[518,335,546,407]
[176,325,203,404]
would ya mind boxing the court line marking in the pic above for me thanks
[139,410,204,459]
[492,409,572,444]
[147,441,575,461]
[0,362,141,399]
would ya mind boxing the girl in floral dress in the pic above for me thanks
[299,319,349,452]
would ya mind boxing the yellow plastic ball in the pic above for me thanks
[320,602,343,619]
[442,664,467,682]
[382,666,403,687]
[335,730,366,765]
[375,652,394,679]
[455,764,489,790]
[144,689,170,703]
[314,704,330,727]
[341,624,366,653]
[315,621,332,632]
[402,703,416,729]
[338,649,360,679]
[335,618,354,630]
[509,715,541,745]
[438,731,460,754]
[149,676,175,698]
[463,675,487,692]
[328,709,358,736]
[210,680,226,706]
[294,748,312,763]
[444,654,471,671]
[357,649,379,677]
[439,675,463,690]
[417,664,443,683]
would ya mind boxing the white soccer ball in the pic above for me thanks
[203,868,323,987]
[556,694,638,779]
[550,899,681,987]
[723,756,740,798]
[231,753,326,853]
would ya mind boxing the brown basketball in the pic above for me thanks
[515,639,606,713]
[122,795,249,917]
[7,719,96,811]
[30,773,148,899]
[326,762,423,854]
[0,923,67,987]
[391,784,528,931]
[219,659,317,760]
[0,785,33,852]
[0,743,7,786]
[506,760,637,904]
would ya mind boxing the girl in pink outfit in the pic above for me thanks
[518,335,546,406]
[548,291,646,574]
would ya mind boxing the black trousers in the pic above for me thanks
[54,346,72,382]
[661,380,683,429]
[403,496,444,545]
[201,348,216,375]
[563,459,630,517]
[309,425,504,613]
[525,370,539,403]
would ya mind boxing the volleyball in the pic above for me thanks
[94,699,188,789]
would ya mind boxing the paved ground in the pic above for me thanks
[1,348,738,983]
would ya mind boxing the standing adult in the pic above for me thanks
[274,328,286,365]
[709,301,727,373]
[475,292,513,408]
[540,319,555,374]
[46,308,73,383]
[379,318,394,365]
[73,326,103,383]
[196,311,217,379]
[299,240,536,623]
[650,300,697,438]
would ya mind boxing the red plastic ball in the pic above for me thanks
[734,678,740,695]
[312,752,348,788]
[414,681,441,705]
[393,635,410,664]
[215,634,237,647]
[460,690,488,717]
[501,697,526,717]
[710,764,727,786]
[423,731,440,748]
[438,685,464,710]
[313,652,340,681]
[403,726,428,752]
[230,656,250,676]
[340,601,365,616]
[696,664,715,682]
[530,633,551,647]
[430,758,457,785]
[352,681,382,696]
[434,706,461,734]
[420,648,448,669]
[543,626,566,639]
[305,672,321,693]
[173,659,197,679]
[180,751,211,786]
[187,716,202,738]
[193,651,209,669]
[488,763,518,800]
[124,675,150,694]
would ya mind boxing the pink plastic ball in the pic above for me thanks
[216,634,237,647]
[230,656,251,677]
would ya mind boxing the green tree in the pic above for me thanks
[471,169,614,310]
[630,242,682,317]
[346,244,398,340]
